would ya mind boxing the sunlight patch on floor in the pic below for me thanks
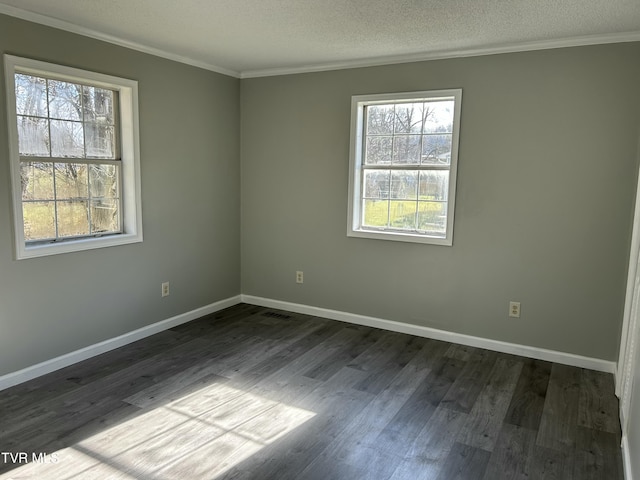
[2,382,315,479]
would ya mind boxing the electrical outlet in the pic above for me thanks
[162,282,170,297]
[296,271,304,284]
[509,301,520,318]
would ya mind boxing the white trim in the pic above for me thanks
[240,31,640,78]
[347,89,462,246]
[622,435,634,480]
[0,3,639,79]
[0,293,618,391]
[617,136,640,394]
[241,295,616,373]
[0,295,242,392]
[616,130,640,438]
[4,54,144,259]
[0,4,240,78]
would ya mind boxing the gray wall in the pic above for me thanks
[0,14,241,376]
[2,11,638,378]
[241,43,640,361]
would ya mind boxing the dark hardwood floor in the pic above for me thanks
[0,303,624,479]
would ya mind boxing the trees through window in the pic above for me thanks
[348,90,462,246]
[4,55,142,259]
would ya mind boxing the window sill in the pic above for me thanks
[17,232,143,260]
[348,228,452,246]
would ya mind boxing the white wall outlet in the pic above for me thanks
[509,301,520,318]
[162,282,170,297]
[296,271,304,284]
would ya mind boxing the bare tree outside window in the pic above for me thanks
[15,73,121,242]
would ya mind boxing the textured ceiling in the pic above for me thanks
[0,0,639,77]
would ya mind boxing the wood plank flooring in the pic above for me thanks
[0,304,624,479]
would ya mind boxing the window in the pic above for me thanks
[4,55,142,259]
[347,89,462,246]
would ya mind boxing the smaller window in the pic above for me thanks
[347,89,462,245]
[4,55,142,259]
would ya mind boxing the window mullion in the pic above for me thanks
[20,157,121,166]
[386,169,391,228]
[52,163,59,240]
[80,86,95,235]
[359,117,368,230]
[45,79,61,240]
[117,162,124,234]
[87,173,93,236]
[362,164,450,171]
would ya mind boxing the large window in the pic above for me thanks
[347,90,462,245]
[4,55,142,259]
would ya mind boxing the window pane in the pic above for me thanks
[418,201,447,234]
[394,103,424,133]
[85,125,115,158]
[15,74,48,117]
[389,201,417,229]
[392,135,421,164]
[48,80,82,121]
[23,201,56,241]
[89,164,120,199]
[366,105,394,135]
[422,134,452,165]
[390,170,418,200]
[423,100,455,134]
[363,199,389,227]
[90,199,119,233]
[55,163,89,200]
[50,120,84,157]
[365,136,392,165]
[419,171,449,201]
[364,170,390,199]
[83,86,115,124]
[21,162,55,200]
[57,201,89,237]
[17,116,50,156]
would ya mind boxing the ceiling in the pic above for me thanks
[1,0,639,78]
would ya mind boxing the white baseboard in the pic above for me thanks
[0,295,242,392]
[622,435,634,480]
[0,293,616,392]
[241,295,616,374]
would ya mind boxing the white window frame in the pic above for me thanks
[4,55,143,259]
[347,89,462,246]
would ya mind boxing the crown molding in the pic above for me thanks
[1,3,639,80]
[240,30,640,78]
[0,3,241,78]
